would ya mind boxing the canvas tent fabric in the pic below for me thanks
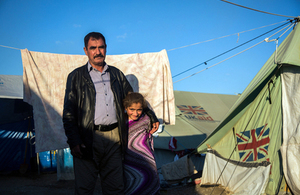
[21,49,175,153]
[197,18,300,194]
[202,149,271,195]
[154,91,239,151]
[280,66,300,194]
[152,90,238,184]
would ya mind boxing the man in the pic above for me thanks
[63,32,159,195]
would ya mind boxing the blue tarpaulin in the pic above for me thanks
[0,119,35,172]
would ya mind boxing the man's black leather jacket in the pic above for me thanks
[63,63,158,159]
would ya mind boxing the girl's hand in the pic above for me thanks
[150,122,159,134]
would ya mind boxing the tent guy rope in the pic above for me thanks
[173,21,295,83]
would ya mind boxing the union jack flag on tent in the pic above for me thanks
[236,124,270,162]
[177,105,208,115]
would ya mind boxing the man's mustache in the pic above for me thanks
[94,54,104,58]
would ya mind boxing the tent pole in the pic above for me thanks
[37,152,40,175]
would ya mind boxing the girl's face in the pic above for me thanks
[126,102,143,121]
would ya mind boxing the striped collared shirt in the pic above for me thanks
[88,62,117,125]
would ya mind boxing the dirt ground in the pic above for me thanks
[0,171,232,195]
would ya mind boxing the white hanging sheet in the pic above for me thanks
[21,49,175,152]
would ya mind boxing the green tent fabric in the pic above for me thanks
[152,90,239,184]
[197,18,300,194]
[154,91,239,151]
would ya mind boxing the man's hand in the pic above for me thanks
[150,122,160,134]
[71,144,86,158]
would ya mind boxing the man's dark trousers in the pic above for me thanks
[73,127,124,195]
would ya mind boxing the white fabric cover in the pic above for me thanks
[280,66,300,194]
[202,150,270,195]
[0,75,23,99]
[21,49,175,153]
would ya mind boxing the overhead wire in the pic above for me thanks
[167,20,287,52]
[221,0,298,18]
[172,20,293,80]
[173,22,295,84]
[173,40,264,84]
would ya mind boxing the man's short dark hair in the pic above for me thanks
[84,32,106,49]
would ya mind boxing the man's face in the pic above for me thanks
[84,37,106,67]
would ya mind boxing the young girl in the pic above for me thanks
[123,92,160,195]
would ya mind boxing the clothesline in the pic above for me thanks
[0,20,289,54]
[1,20,295,85]
[0,44,22,50]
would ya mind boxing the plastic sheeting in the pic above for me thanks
[0,119,35,172]
[202,149,270,195]
[57,148,74,180]
[280,65,300,194]
[0,75,23,99]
